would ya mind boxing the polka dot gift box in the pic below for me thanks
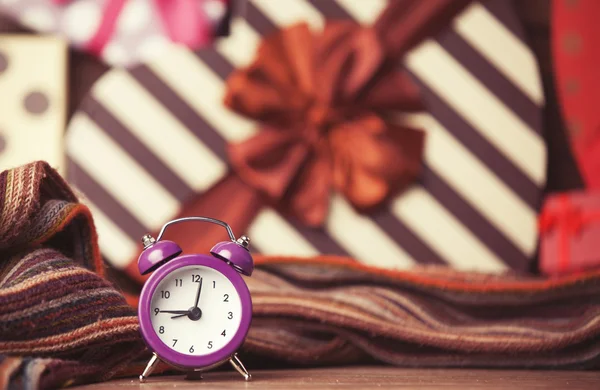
[552,0,600,190]
[65,0,548,278]
[0,0,234,67]
[0,35,67,175]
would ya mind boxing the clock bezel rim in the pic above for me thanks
[138,253,252,369]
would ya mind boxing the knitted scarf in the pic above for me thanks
[0,162,144,389]
[1,161,600,390]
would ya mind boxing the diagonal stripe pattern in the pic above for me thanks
[65,0,546,273]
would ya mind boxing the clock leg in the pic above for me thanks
[229,353,251,381]
[139,353,160,383]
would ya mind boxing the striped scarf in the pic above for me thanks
[2,161,600,390]
[0,162,144,389]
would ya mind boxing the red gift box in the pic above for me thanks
[538,192,600,276]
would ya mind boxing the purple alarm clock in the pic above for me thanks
[136,217,253,382]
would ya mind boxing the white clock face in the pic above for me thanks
[149,265,242,356]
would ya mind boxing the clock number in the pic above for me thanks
[223,294,229,302]
[160,290,170,299]
[175,278,182,287]
[221,329,226,337]
[154,308,159,316]
[172,339,178,347]
[228,311,233,319]
[191,274,201,283]
[213,281,216,289]
[189,345,194,353]
[207,341,213,349]
[159,326,164,334]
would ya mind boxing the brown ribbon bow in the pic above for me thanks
[224,21,426,227]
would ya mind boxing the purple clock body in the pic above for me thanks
[138,254,252,369]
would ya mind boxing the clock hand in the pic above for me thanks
[193,277,203,309]
[171,313,189,319]
[159,310,190,315]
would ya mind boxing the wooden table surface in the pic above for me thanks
[74,366,600,389]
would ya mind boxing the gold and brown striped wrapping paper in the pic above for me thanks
[64,0,547,274]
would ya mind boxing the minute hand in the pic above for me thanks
[159,310,190,315]
[193,277,203,308]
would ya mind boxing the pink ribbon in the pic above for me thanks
[52,0,213,55]
[154,0,211,48]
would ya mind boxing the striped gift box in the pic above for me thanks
[65,0,546,273]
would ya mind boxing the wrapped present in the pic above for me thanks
[0,35,67,175]
[65,0,547,279]
[0,0,235,67]
[538,191,600,276]
[552,0,600,190]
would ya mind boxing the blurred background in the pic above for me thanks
[0,0,591,285]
